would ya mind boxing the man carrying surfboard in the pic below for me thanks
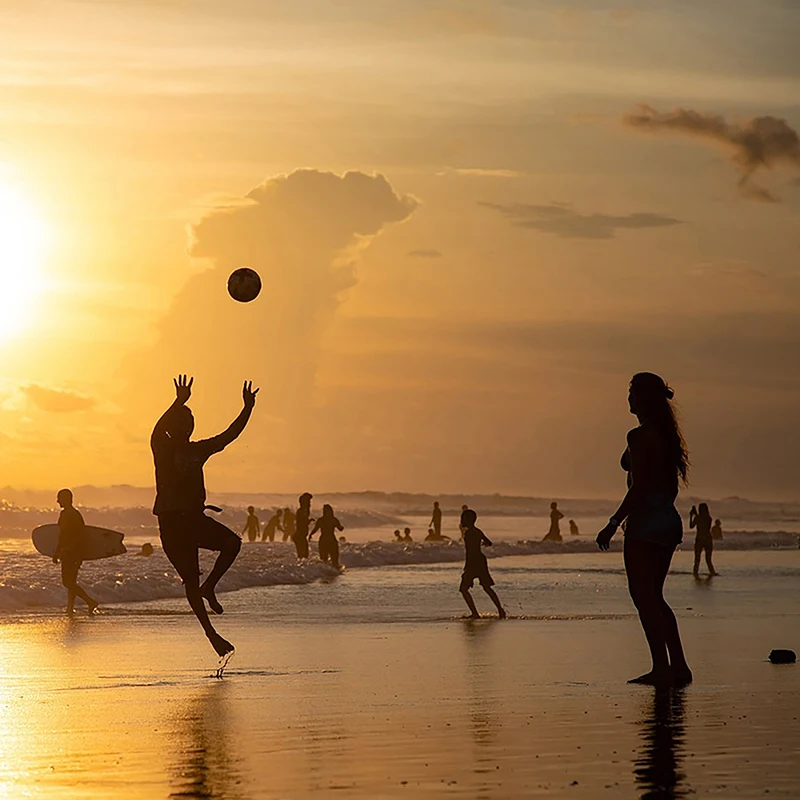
[54,488,99,615]
[151,374,259,657]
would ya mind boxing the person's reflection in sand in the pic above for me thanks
[170,682,243,799]
[633,688,688,799]
[462,622,501,800]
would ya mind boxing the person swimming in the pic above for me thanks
[596,372,692,687]
[690,503,718,578]
[402,527,413,542]
[393,529,403,542]
[310,504,344,569]
[569,519,579,536]
[459,509,505,619]
[262,508,283,542]
[711,518,723,540]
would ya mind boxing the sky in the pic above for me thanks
[0,0,799,499]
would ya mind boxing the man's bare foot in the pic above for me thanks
[66,607,75,616]
[87,601,99,615]
[628,670,671,686]
[469,612,481,619]
[672,667,693,687]
[208,632,234,657]
[201,585,224,615]
[498,608,507,619]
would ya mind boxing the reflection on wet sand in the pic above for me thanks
[634,688,687,799]
[170,682,243,799]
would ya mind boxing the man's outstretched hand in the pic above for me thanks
[243,380,259,409]
[174,374,193,404]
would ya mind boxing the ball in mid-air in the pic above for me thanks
[227,267,262,303]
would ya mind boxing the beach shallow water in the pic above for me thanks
[1,548,799,798]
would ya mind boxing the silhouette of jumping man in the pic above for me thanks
[596,372,692,687]
[242,506,260,543]
[569,519,580,536]
[543,501,564,542]
[262,509,283,542]
[151,375,258,657]
[690,503,718,578]
[54,488,98,615]
[310,504,344,569]
[282,507,294,542]
[293,493,313,559]
[459,509,505,619]
[711,518,723,541]
[430,501,442,539]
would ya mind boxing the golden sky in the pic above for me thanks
[1,0,799,498]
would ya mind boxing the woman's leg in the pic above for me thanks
[705,542,717,576]
[624,539,671,682]
[482,585,506,618]
[651,544,692,683]
[693,545,701,577]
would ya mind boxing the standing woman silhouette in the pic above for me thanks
[596,373,692,687]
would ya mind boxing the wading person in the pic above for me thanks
[459,509,505,619]
[596,372,692,687]
[151,375,258,657]
[310,504,344,569]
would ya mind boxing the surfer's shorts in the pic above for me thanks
[61,558,82,589]
[460,558,494,591]
[157,512,240,586]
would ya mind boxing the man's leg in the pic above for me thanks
[196,515,242,615]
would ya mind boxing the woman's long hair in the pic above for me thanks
[630,372,690,485]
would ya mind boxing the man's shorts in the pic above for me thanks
[157,511,240,585]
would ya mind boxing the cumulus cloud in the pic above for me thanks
[623,104,800,202]
[407,249,443,259]
[480,201,681,240]
[125,169,417,425]
[22,384,95,413]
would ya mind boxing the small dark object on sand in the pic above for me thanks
[769,649,796,664]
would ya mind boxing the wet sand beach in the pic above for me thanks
[2,549,799,799]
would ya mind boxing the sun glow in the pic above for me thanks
[0,182,51,341]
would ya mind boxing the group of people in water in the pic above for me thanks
[51,370,709,687]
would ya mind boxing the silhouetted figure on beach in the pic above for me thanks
[430,501,442,539]
[690,503,718,578]
[711,518,723,541]
[54,488,98,615]
[282,508,294,542]
[393,529,403,542]
[543,501,564,542]
[459,509,505,619]
[596,372,692,687]
[569,519,580,536]
[293,493,313,559]
[242,506,260,543]
[458,504,469,539]
[151,375,258,657]
[262,509,283,542]
[402,527,413,542]
[310,504,344,569]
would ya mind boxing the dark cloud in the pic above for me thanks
[623,104,800,202]
[407,249,443,259]
[480,201,681,239]
[22,384,95,413]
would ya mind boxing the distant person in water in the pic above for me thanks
[543,502,564,542]
[310,504,344,569]
[139,542,154,557]
[393,529,403,542]
[242,506,260,543]
[430,501,442,539]
[293,493,313,559]
[711,519,723,541]
[151,375,258,658]
[596,372,692,687]
[569,519,580,536]
[459,509,505,619]
[54,489,98,616]
[402,527,413,542]
[425,527,448,542]
[690,503,718,578]
[263,509,283,542]
[282,508,295,542]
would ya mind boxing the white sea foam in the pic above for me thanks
[0,530,796,613]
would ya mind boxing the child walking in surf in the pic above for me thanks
[459,509,505,619]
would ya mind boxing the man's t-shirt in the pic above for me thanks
[151,435,227,515]
[58,506,86,559]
